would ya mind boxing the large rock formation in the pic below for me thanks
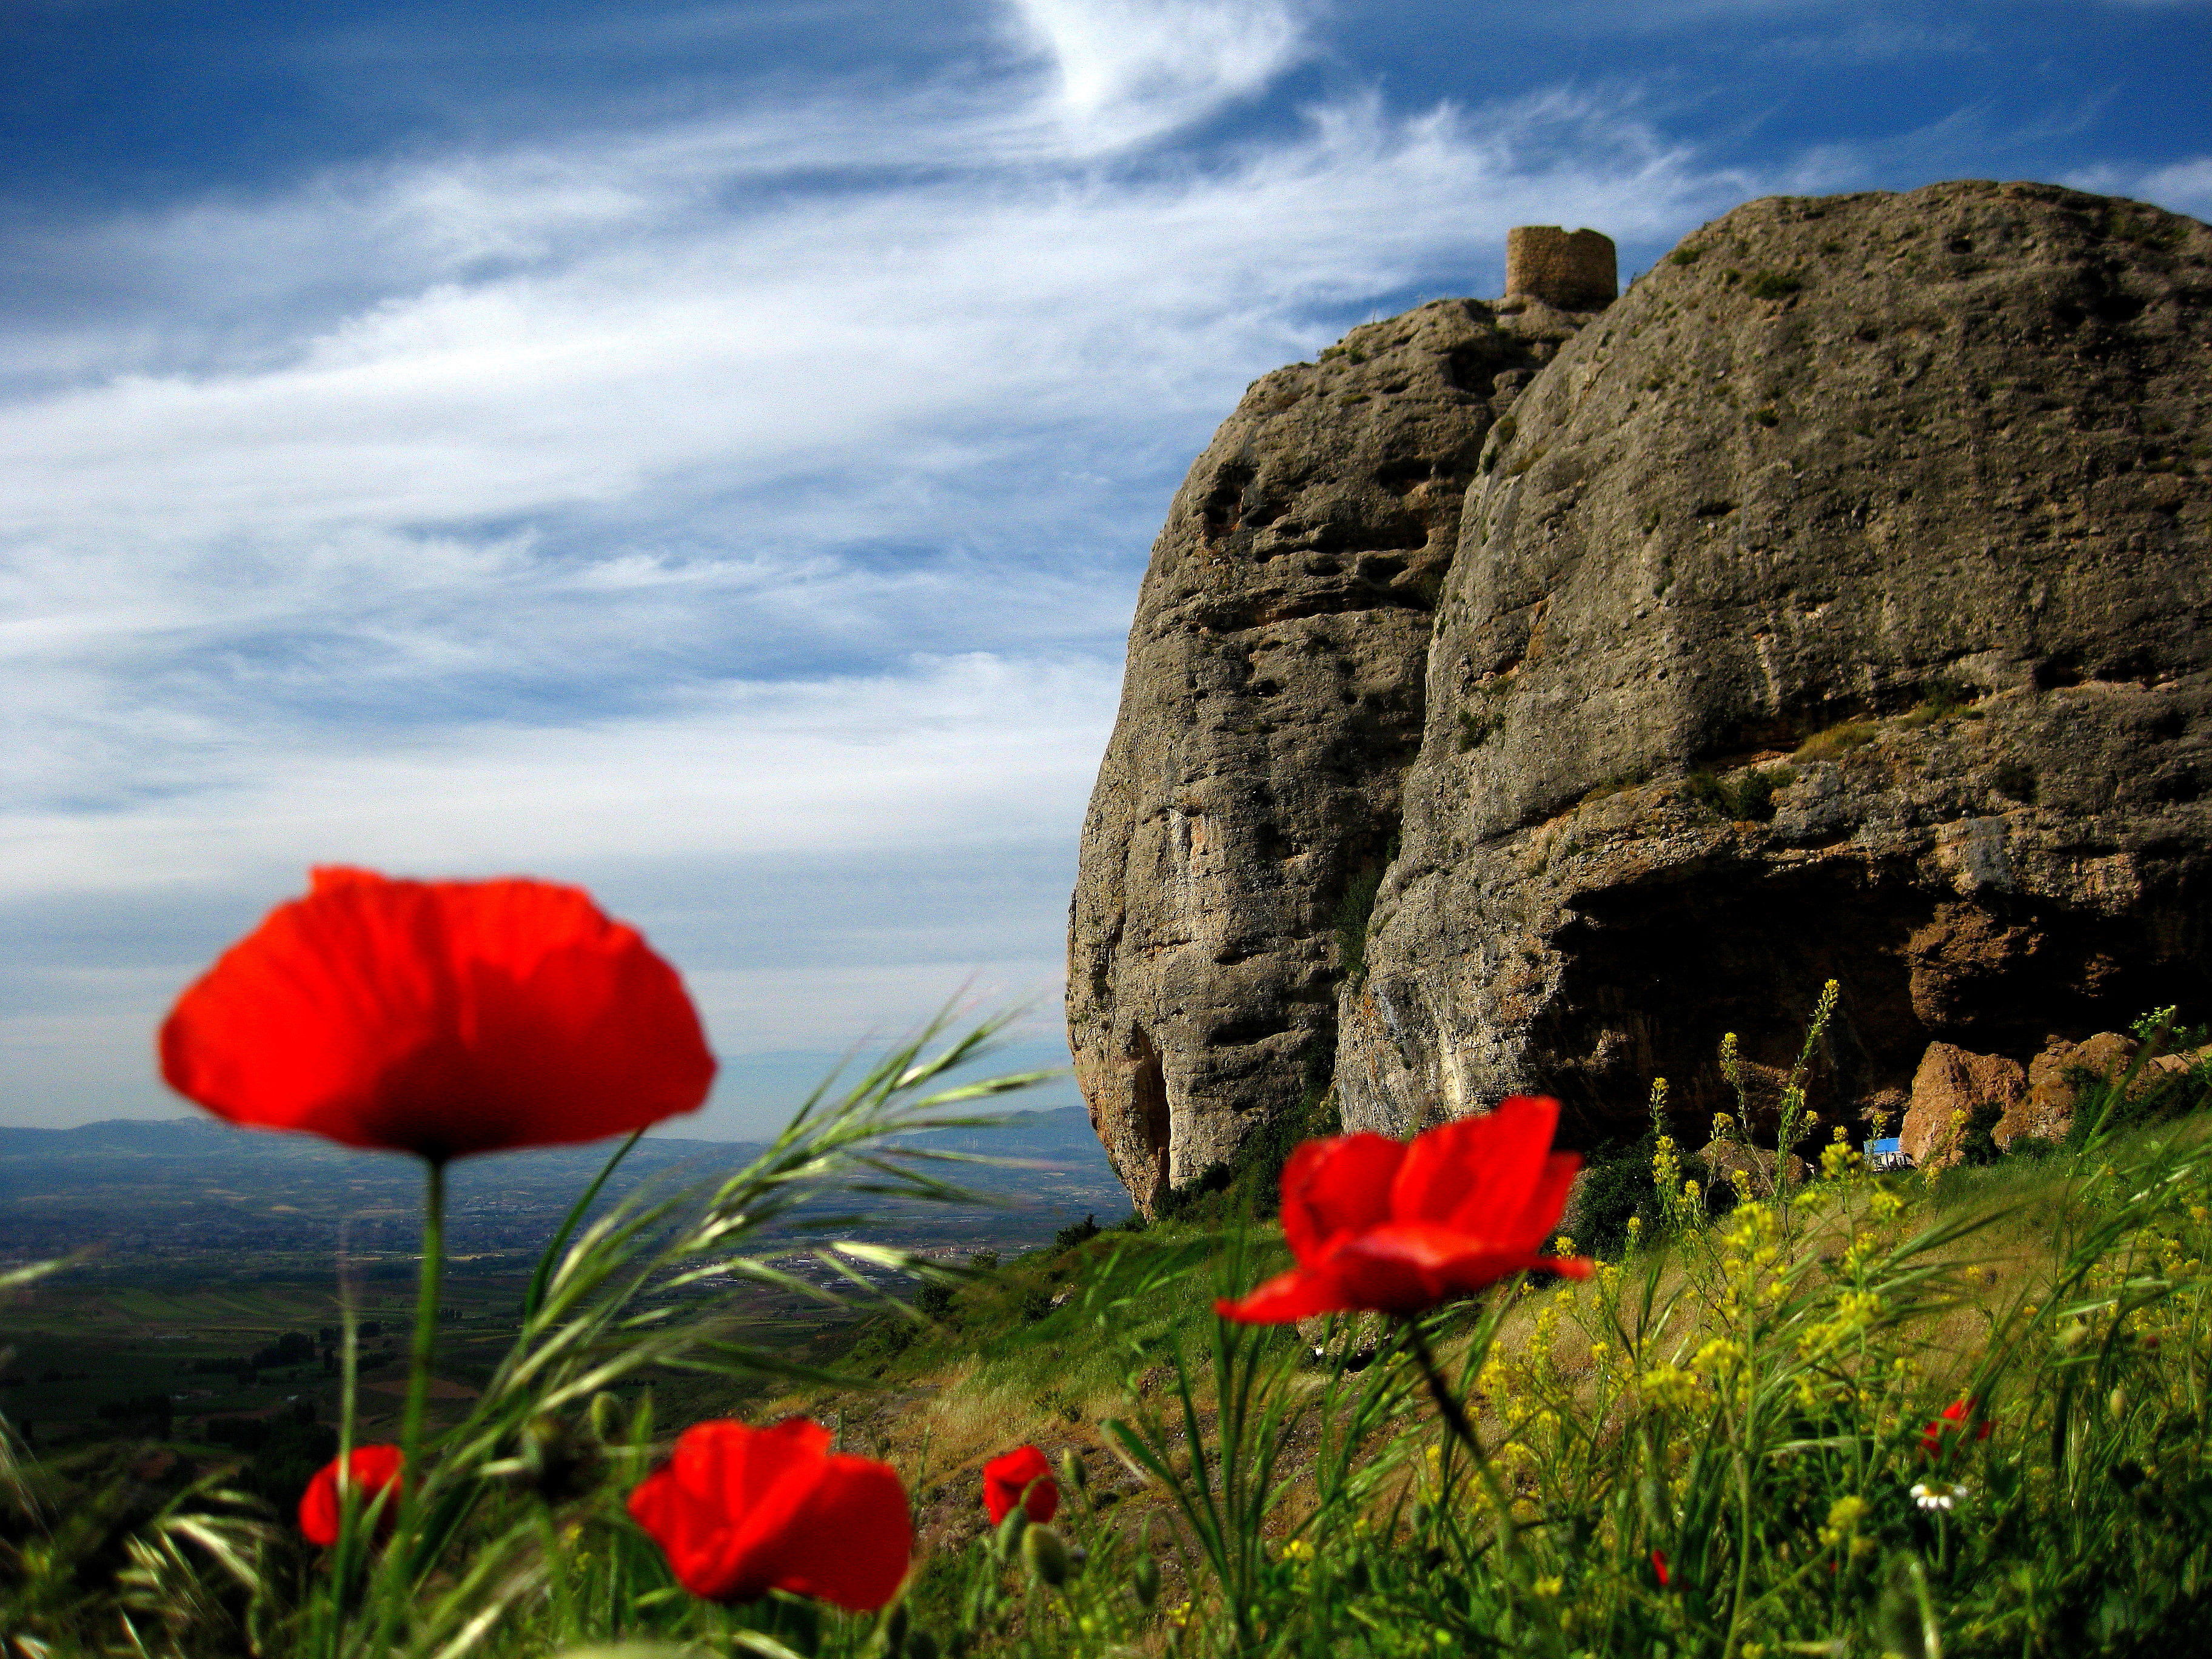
[1073,181,2212,1205]
[1066,295,1600,1207]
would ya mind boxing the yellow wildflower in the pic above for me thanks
[1640,1364,1702,1410]
[1817,1494,1869,1550]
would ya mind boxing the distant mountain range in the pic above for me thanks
[0,1107,1128,1264]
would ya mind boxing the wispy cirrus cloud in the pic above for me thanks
[2066,154,2212,217]
[8,0,2200,1132]
[1,72,1746,832]
[1006,0,1316,147]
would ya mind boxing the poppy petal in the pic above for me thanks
[981,1446,1058,1524]
[765,1454,913,1612]
[1330,1222,1592,1308]
[1396,1096,1558,1232]
[1281,1135,1405,1263]
[1215,1265,1360,1323]
[298,1444,404,1547]
[1324,1221,1494,1308]
[628,1419,829,1602]
[162,870,716,1159]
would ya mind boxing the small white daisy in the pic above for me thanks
[1911,1480,1968,1511]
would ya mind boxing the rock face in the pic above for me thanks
[1073,181,2212,1205]
[1901,1042,2028,1167]
[1066,298,1598,1207]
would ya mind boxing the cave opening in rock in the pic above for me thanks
[1127,1024,1171,1210]
[1538,860,2207,1151]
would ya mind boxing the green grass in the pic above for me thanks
[10,1018,2212,1658]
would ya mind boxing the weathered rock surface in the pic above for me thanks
[1342,181,2212,1148]
[2020,1031,2137,1145]
[1074,181,2212,1202]
[1067,298,1597,1207]
[1902,1042,2028,1166]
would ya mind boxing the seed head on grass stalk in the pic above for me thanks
[150,866,1053,1659]
[159,869,722,1546]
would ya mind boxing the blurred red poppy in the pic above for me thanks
[298,1444,404,1547]
[161,867,716,1161]
[1651,1547,1671,1588]
[1216,1095,1590,1322]
[981,1444,1059,1524]
[628,1418,910,1611]
[1920,1396,1992,1458]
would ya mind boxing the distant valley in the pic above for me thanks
[0,1104,1130,1450]
[0,1105,1129,1272]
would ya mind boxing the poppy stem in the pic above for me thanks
[1400,1315,1525,1563]
[401,1156,447,1480]
[1400,1316,1484,1461]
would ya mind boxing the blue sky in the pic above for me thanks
[2,0,2207,1136]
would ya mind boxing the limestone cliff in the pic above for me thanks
[1067,298,1598,1207]
[1073,181,2212,1204]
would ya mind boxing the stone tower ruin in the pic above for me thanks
[1504,226,1618,311]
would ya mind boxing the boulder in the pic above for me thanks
[1902,1042,2028,1167]
[2019,1030,2136,1144]
[2147,1044,2212,1082]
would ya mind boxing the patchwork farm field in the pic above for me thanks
[2,1257,866,1455]
[0,1105,1127,1453]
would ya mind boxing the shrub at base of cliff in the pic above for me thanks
[1155,1076,1342,1225]
[1566,1131,1663,1255]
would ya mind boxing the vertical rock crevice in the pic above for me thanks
[1068,295,1601,1209]
[1124,1024,1171,1212]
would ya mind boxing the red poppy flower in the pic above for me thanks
[628,1418,910,1611]
[161,867,716,1161]
[298,1444,405,1547]
[981,1445,1059,1525]
[1919,1397,1992,1458]
[1651,1547,1671,1588]
[1215,1096,1591,1322]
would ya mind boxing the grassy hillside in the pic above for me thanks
[7,1021,2212,1658]
[748,1104,2211,1658]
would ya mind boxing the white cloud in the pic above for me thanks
[2066,155,2212,220]
[0,80,1744,834]
[0,96,1730,551]
[1006,0,1315,149]
[0,652,1119,901]
[0,1,1791,1127]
